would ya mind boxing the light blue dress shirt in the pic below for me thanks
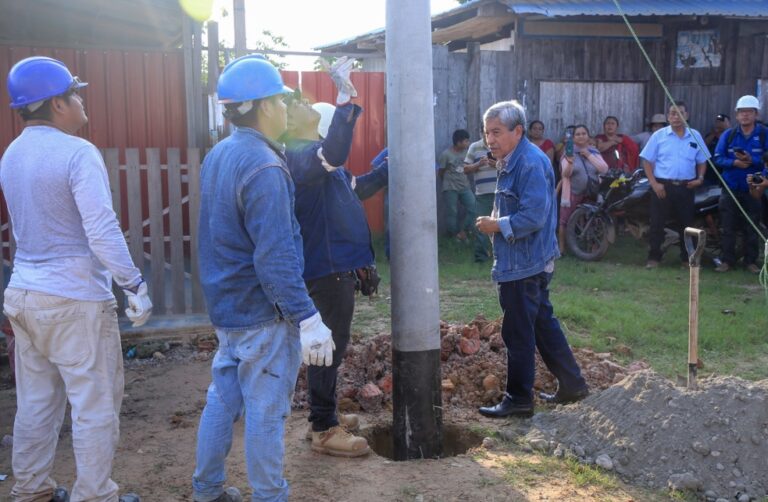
[640,126,710,180]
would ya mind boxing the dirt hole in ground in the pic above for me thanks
[361,423,484,460]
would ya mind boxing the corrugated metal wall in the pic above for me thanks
[0,49,386,234]
[0,45,188,156]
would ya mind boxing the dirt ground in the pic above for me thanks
[4,318,763,501]
[0,338,665,502]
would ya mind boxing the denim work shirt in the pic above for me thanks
[198,127,317,330]
[714,124,768,192]
[286,104,388,281]
[492,136,560,283]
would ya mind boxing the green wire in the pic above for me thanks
[612,0,768,293]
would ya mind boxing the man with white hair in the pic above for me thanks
[475,100,588,418]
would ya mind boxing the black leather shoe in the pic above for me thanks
[539,386,589,405]
[478,396,533,418]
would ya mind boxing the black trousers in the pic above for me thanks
[305,271,356,432]
[499,273,586,405]
[648,182,695,262]
[719,191,761,266]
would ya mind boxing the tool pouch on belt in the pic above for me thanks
[355,265,380,296]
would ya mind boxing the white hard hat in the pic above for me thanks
[735,95,760,111]
[312,102,336,138]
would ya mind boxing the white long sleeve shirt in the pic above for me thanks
[0,126,141,301]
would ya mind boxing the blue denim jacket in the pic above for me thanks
[286,104,388,281]
[492,136,560,283]
[198,127,317,329]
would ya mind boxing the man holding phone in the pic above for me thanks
[713,95,767,274]
[464,127,496,262]
[747,152,768,201]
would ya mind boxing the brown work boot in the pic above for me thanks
[311,425,371,457]
[305,413,360,440]
[746,263,761,275]
[644,260,659,269]
[714,262,730,273]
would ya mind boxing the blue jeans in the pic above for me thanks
[474,193,495,261]
[443,188,477,236]
[192,321,301,502]
[498,272,586,404]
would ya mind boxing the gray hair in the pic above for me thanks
[483,100,527,132]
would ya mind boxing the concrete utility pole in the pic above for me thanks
[386,0,443,460]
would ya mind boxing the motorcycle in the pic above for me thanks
[565,169,721,261]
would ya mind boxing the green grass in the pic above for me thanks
[564,458,617,489]
[353,234,768,381]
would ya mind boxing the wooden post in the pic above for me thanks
[104,148,125,312]
[234,0,247,58]
[183,16,198,148]
[187,148,205,312]
[146,149,166,315]
[684,227,706,390]
[466,42,481,139]
[167,149,186,314]
[207,21,220,94]
[125,149,144,271]
[192,20,206,148]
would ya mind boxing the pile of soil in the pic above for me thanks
[527,370,768,501]
[293,315,649,412]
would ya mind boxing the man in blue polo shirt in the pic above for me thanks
[713,95,767,274]
[640,100,709,269]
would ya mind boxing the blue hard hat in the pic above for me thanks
[217,54,292,104]
[7,56,88,109]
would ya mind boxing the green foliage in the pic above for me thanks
[253,30,289,69]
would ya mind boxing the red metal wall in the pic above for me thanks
[0,45,188,156]
[0,48,386,234]
[282,70,387,233]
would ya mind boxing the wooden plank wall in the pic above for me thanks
[433,45,469,157]
[100,147,202,318]
[1,148,204,318]
[428,18,768,143]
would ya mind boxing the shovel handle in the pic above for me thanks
[684,227,706,267]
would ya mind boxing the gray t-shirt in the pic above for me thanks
[570,147,601,195]
[438,147,470,191]
[0,126,141,301]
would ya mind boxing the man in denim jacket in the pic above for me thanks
[476,100,588,418]
[193,55,335,502]
[282,58,387,457]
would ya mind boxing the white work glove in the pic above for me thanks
[321,56,358,105]
[123,280,152,327]
[299,312,335,366]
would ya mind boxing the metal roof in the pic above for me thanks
[508,0,768,18]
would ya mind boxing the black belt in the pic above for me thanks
[656,177,694,186]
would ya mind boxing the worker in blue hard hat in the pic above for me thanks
[192,54,334,502]
[1,56,149,502]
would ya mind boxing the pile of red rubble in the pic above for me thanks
[292,314,649,413]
